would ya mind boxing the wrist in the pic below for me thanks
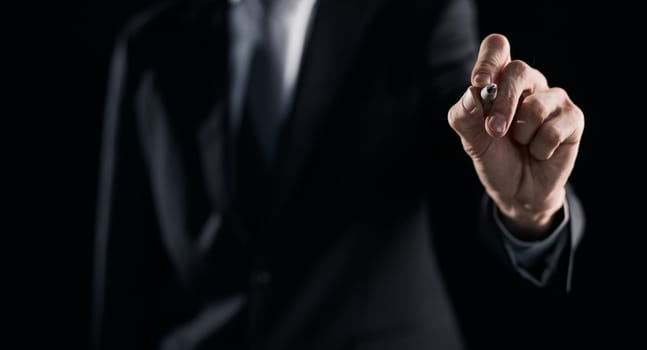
[495,188,566,240]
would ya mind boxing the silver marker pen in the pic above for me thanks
[480,84,525,124]
[480,83,497,103]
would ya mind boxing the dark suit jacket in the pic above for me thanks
[92,0,583,349]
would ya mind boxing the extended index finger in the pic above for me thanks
[471,33,511,87]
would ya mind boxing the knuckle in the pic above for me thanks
[551,86,568,99]
[522,96,550,122]
[505,60,530,78]
[542,125,563,146]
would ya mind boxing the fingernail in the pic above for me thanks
[488,113,507,136]
[473,73,491,86]
[462,88,477,115]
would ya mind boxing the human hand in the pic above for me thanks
[447,34,584,240]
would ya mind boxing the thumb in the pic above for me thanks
[472,33,511,87]
[448,86,488,145]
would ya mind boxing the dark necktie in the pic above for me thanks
[244,0,286,168]
[237,0,287,226]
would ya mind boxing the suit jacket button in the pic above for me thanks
[252,270,271,285]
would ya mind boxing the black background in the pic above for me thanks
[12,0,645,348]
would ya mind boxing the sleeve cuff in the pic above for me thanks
[495,200,570,287]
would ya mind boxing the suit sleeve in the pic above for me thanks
[420,0,585,347]
[421,0,585,292]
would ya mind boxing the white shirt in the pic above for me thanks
[228,0,318,131]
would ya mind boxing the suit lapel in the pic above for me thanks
[271,0,385,217]
[189,0,234,213]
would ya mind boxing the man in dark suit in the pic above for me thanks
[91,0,585,348]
